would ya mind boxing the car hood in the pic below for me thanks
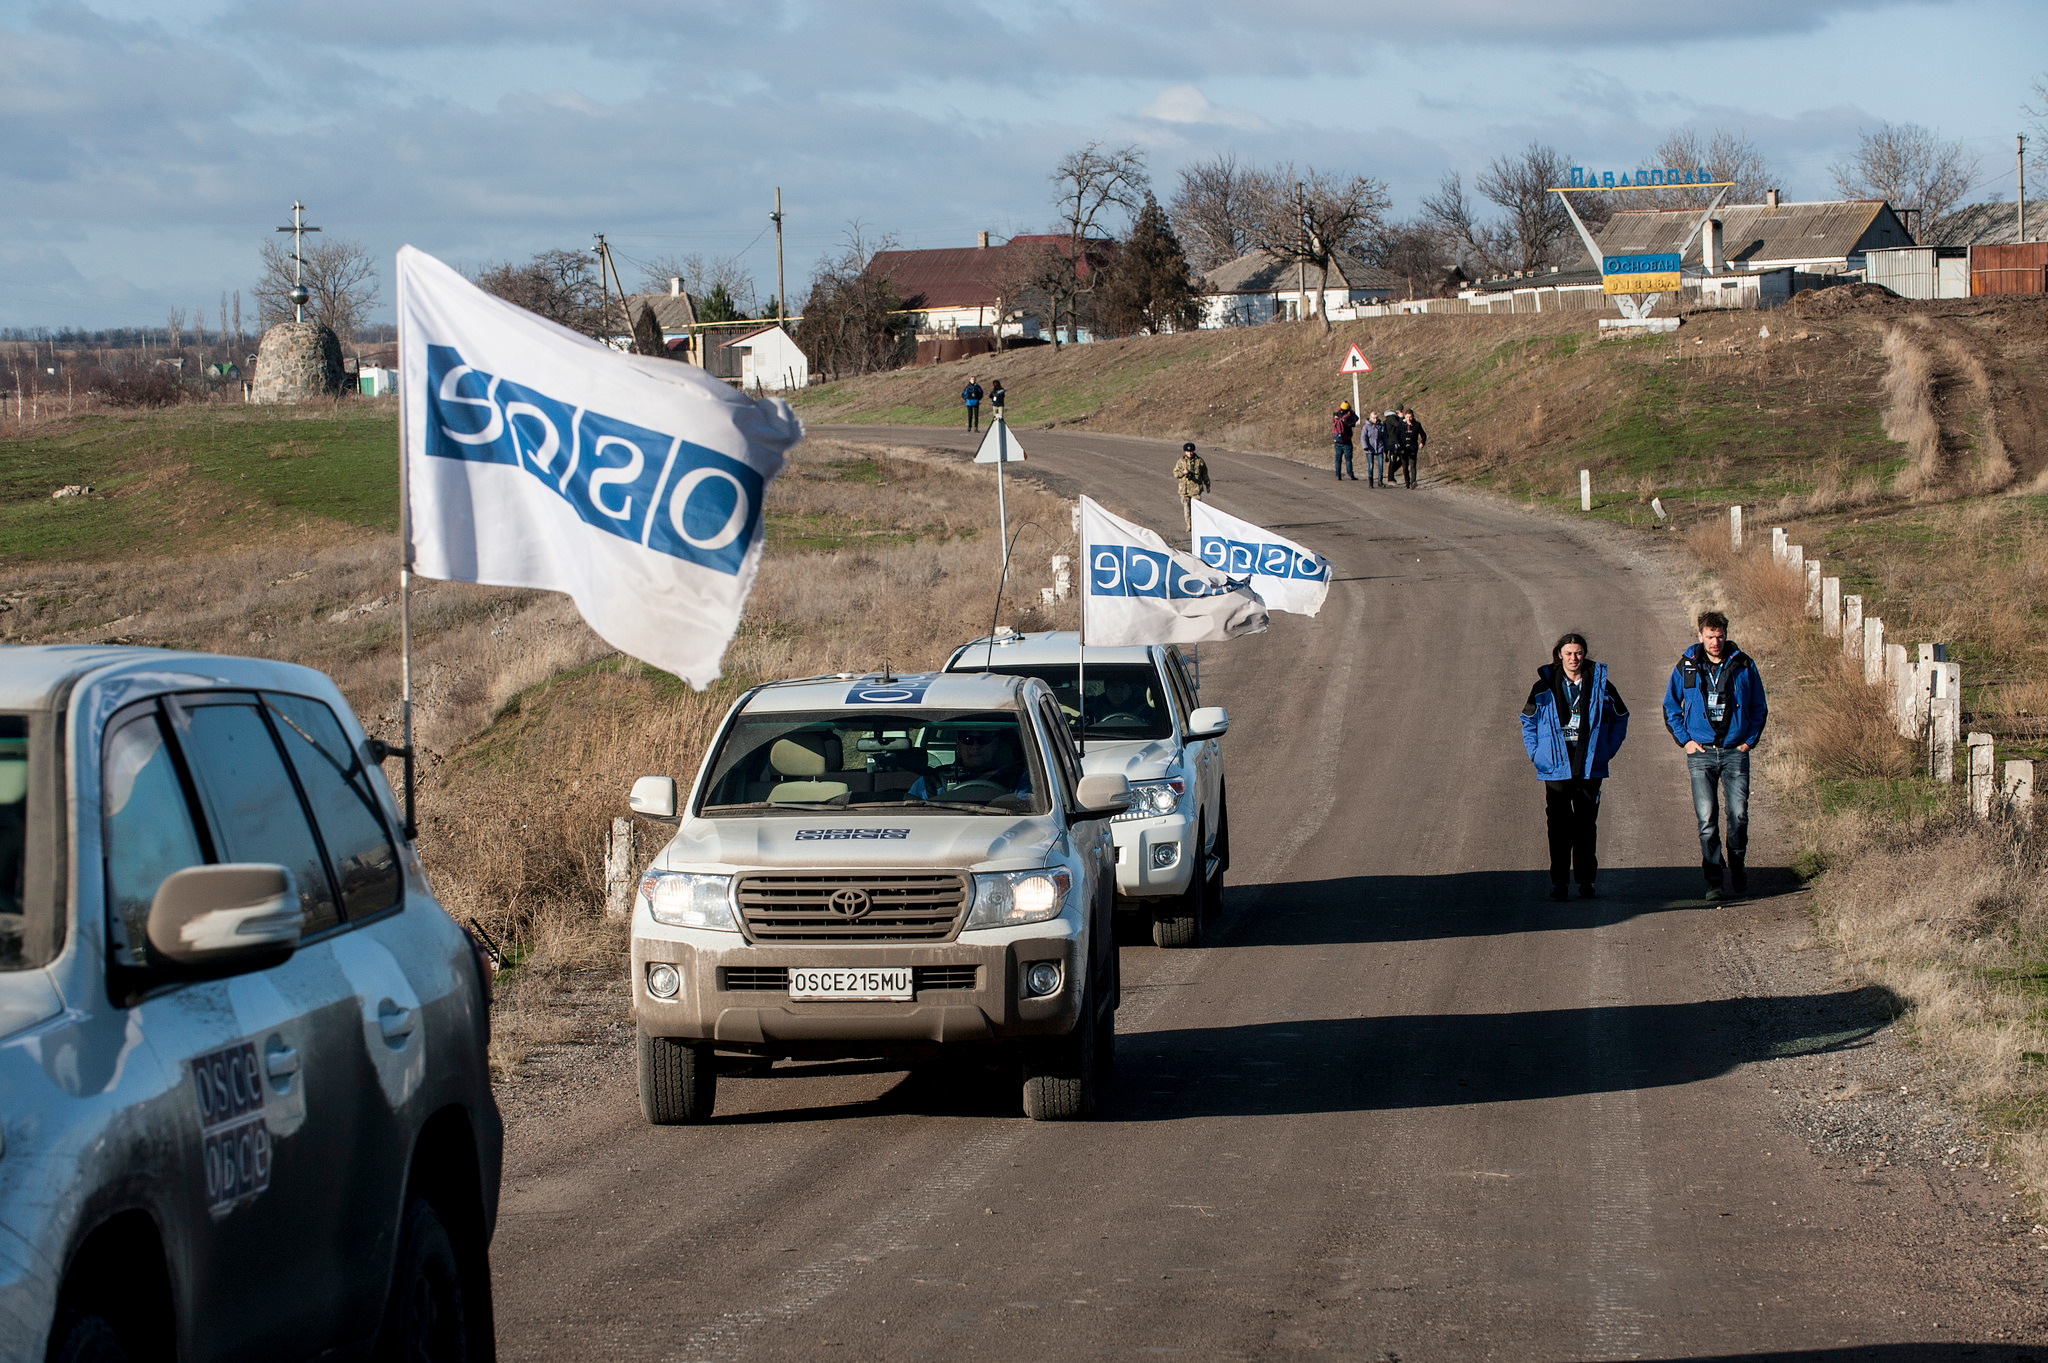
[1077,737,1178,784]
[657,813,1066,872]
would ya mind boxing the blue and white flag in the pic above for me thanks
[1189,499,1332,617]
[397,246,800,688]
[1079,496,1267,647]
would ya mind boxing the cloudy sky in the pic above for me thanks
[2,0,2042,330]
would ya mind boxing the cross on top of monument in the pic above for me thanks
[275,200,322,324]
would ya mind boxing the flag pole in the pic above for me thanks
[395,266,418,841]
[994,413,1010,581]
[1076,503,1086,759]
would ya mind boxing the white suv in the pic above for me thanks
[626,670,1129,1123]
[945,631,1229,948]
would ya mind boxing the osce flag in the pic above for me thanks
[1189,499,1332,617]
[397,247,800,688]
[1080,496,1267,646]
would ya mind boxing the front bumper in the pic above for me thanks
[1109,812,1196,899]
[632,927,1084,1052]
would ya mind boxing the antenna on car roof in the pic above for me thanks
[877,658,895,685]
[984,520,1043,669]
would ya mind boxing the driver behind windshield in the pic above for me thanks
[910,725,1033,805]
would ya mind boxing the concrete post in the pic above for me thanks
[603,816,637,920]
[1786,544,1804,583]
[1886,643,1912,733]
[1771,527,1787,563]
[1579,469,1591,511]
[1928,697,1958,783]
[1730,505,1743,550]
[1052,554,1071,601]
[2002,760,2036,821]
[1841,595,1863,659]
[1821,577,1841,636]
[1862,616,1884,685]
[1804,561,1822,617]
[1967,733,1996,817]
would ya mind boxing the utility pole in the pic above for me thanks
[2021,135,2029,244]
[771,188,786,329]
[275,201,321,324]
[1295,181,1307,321]
[593,234,633,345]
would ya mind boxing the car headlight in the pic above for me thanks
[965,868,1073,929]
[640,870,738,930]
[1113,778,1185,822]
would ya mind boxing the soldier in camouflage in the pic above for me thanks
[1173,442,1211,531]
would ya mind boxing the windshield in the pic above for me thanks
[700,709,1048,816]
[966,664,1172,741]
[0,716,28,968]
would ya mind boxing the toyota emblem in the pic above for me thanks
[827,888,873,919]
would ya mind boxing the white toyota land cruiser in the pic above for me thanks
[944,631,1229,948]
[626,670,1129,1124]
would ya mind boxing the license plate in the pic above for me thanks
[788,967,913,1001]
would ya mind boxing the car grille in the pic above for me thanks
[734,872,970,942]
[717,965,983,992]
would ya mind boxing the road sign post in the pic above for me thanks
[1339,345,1372,419]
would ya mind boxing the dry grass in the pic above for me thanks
[1881,326,1943,495]
[1,431,1076,1079]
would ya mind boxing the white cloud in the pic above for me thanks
[1137,85,1267,131]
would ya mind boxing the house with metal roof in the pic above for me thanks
[704,324,809,393]
[616,280,701,357]
[1926,199,2047,247]
[1197,249,1399,328]
[1595,196,1914,278]
[863,233,1113,342]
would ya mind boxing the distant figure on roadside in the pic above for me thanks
[1521,632,1630,902]
[1331,400,1359,480]
[1397,405,1427,488]
[962,376,984,431]
[989,380,1006,415]
[1361,411,1387,488]
[1381,408,1409,486]
[1662,610,1768,900]
[1173,442,1211,531]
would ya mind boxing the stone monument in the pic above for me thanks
[251,321,345,404]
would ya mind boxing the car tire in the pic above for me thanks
[638,1027,717,1124]
[375,1198,468,1363]
[1021,985,1096,1121]
[1204,798,1228,918]
[48,1313,128,1363]
[1150,821,1203,947]
[1093,1004,1116,1084]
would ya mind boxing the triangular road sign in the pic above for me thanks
[973,417,1026,464]
[1340,345,1372,374]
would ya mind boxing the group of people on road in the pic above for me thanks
[1519,610,1767,903]
[962,377,1005,431]
[1332,402,1424,488]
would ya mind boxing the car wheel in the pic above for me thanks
[1150,821,1203,947]
[1021,983,1096,1121]
[376,1198,468,1363]
[1093,1004,1117,1084]
[47,1313,128,1363]
[638,1026,717,1124]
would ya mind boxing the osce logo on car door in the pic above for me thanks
[424,343,765,576]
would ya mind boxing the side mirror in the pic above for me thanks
[630,775,678,819]
[1186,706,1230,741]
[1069,773,1131,823]
[147,865,302,971]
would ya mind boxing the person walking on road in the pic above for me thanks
[962,376,984,431]
[1173,442,1211,531]
[1381,408,1409,487]
[1397,405,1427,488]
[1662,610,1767,900]
[1522,632,1630,901]
[1332,401,1359,480]
[1361,411,1387,487]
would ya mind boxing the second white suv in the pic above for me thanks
[945,631,1229,948]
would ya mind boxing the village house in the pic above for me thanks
[863,233,1115,350]
[705,323,809,393]
[1197,249,1400,327]
[1594,193,1914,309]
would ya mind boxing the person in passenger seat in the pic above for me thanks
[910,729,1032,804]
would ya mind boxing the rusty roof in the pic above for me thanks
[866,235,1113,309]
[1595,200,1912,268]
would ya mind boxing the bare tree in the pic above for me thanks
[635,252,759,314]
[473,249,608,337]
[1651,127,1776,207]
[2030,73,2048,185]
[1040,142,1149,346]
[1361,219,1456,300]
[1831,122,1980,234]
[165,309,183,351]
[793,223,913,379]
[1167,153,1283,272]
[1477,143,1582,274]
[256,237,382,347]
[1245,166,1391,333]
[232,291,242,354]
[1421,172,1511,276]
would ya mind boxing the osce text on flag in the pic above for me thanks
[1190,499,1331,617]
[1079,496,1267,646]
[425,344,763,574]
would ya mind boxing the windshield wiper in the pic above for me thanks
[702,801,851,812]
[865,798,1014,814]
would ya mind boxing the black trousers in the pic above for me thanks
[1543,777,1603,888]
[966,405,981,431]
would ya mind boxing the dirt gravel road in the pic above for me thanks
[489,425,2047,1361]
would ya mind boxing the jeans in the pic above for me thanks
[966,405,980,431]
[1364,448,1384,484]
[1543,777,1602,888]
[1334,440,1354,478]
[1686,747,1750,880]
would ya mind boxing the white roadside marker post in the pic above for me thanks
[1821,577,1841,636]
[1841,595,1863,659]
[1730,505,1743,550]
[1579,469,1591,511]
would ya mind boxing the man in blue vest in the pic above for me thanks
[1521,633,1630,901]
[1662,610,1768,899]
[962,376,984,431]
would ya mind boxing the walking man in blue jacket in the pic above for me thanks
[1521,633,1629,901]
[1662,610,1768,899]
